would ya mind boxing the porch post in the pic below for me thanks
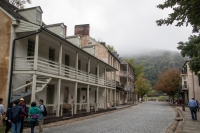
[75,52,78,79]
[104,88,107,109]
[56,79,61,117]
[31,74,37,102]
[119,91,121,105]
[110,89,112,106]
[88,58,90,81]
[87,84,90,112]
[97,63,99,84]
[104,68,106,86]
[33,34,39,70]
[114,71,116,107]
[96,87,99,111]
[74,82,77,114]
[59,43,63,75]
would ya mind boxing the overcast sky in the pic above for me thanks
[26,0,193,56]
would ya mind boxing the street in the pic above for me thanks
[43,101,175,133]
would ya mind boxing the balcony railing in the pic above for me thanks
[120,71,133,80]
[116,81,124,89]
[181,84,189,91]
[14,56,115,88]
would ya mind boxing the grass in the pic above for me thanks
[147,96,168,101]
[0,126,6,132]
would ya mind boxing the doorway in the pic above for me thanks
[46,85,55,113]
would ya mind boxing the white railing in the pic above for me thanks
[14,56,115,88]
[120,71,128,76]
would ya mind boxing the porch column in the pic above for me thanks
[59,43,63,75]
[114,71,116,107]
[56,79,61,117]
[97,63,99,84]
[104,68,106,86]
[96,87,99,111]
[75,52,78,79]
[104,88,107,109]
[110,89,112,106]
[33,34,39,70]
[87,84,90,112]
[119,91,121,104]
[31,74,37,102]
[88,58,90,81]
[74,82,77,114]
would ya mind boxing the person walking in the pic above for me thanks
[38,99,45,133]
[28,102,40,133]
[188,97,198,120]
[5,102,14,133]
[19,98,27,133]
[0,98,5,126]
[8,100,27,133]
[196,100,199,112]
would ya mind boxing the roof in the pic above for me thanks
[182,61,190,68]
[44,23,66,28]
[66,35,81,39]
[16,6,43,13]
[0,0,26,20]
[75,24,90,27]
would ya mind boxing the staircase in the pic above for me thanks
[11,76,52,102]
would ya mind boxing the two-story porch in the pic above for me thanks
[10,26,116,117]
[119,62,134,105]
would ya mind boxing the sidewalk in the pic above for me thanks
[177,107,200,133]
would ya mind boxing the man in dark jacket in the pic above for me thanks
[8,100,27,133]
[19,98,27,133]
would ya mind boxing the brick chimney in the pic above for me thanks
[100,42,106,47]
[74,24,90,36]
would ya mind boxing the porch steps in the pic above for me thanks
[11,76,52,102]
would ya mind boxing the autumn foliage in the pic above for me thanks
[154,68,181,95]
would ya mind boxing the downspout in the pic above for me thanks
[7,28,42,106]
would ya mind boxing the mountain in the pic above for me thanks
[126,50,185,86]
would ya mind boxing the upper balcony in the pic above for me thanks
[120,71,134,80]
[13,56,115,88]
[180,71,187,77]
[180,84,189,92]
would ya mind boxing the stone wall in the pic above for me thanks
[0,10,12,110]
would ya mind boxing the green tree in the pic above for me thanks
[8,0,31,9]
[177,35,200,74]
[156,0,200,33]
[135,74,151,97]
[106,44,115,52]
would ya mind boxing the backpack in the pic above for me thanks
[40,105,47,116]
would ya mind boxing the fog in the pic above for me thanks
[26,0,193,57]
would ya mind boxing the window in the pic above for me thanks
[60,27,64,36]
[78,60,81,70]
[49,48,55,61]
[36,10,41,25]
[27,40,35,59]
[65,54,70,66]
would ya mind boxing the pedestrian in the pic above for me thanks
[188,97,198,120]
[8,100,27,133]
[5,102,14,133]
[19,98,27,133]
[38,99,45,133]
[196,100,199,112]
[0,98,5,124]
[29,102,40,133]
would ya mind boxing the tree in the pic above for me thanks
[106,45,115,52]
[156,0,200,33]
[177,35,200,74]
[154,68,181,102]
[8,0,31,9]
[135,74,151,97]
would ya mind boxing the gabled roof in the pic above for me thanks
[16,6,43,13]
[0,0,26,20]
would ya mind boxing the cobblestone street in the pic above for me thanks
[42,101,175,133]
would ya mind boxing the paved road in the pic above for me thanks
[43,102,175,133]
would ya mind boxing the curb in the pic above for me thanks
[165,104,183,133]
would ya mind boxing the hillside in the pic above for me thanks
[127,50,185,86]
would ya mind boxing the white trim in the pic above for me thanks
[0,7,15,20]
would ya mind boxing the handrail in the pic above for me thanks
[13,82,32,92]
[12,77,33,88]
